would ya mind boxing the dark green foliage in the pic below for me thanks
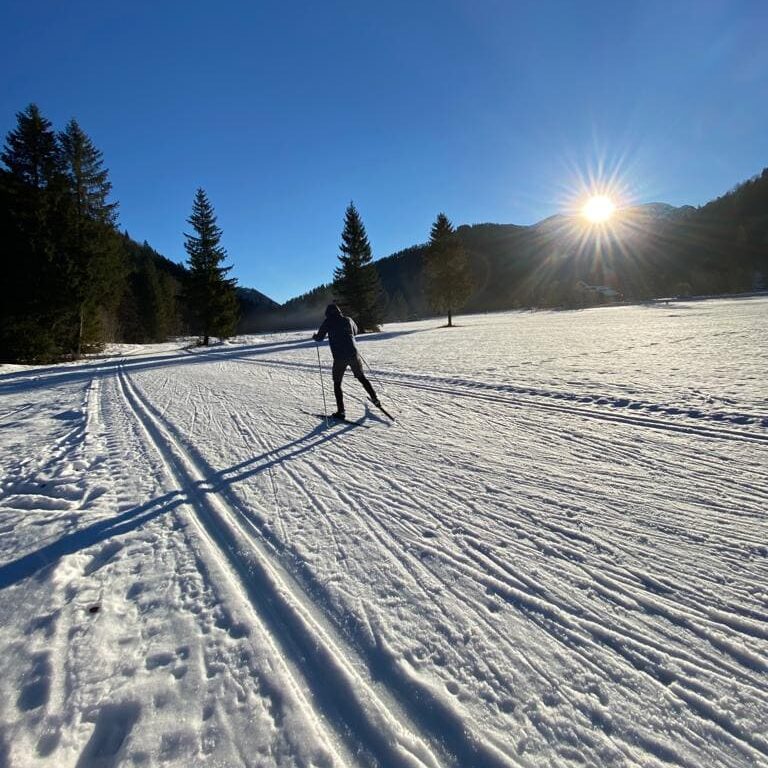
[385,289,410,322]
[1,104,61,189]
[183,188,239,345]
[374,244,427,321]
[424,213,473,326]
[59,120,118,226]
[265,168,768,327]
[0,104,194,361]
[117,236,183,343]
[58,119,123,355]
[245,283,332,331]
[0,105,72,361]
[333,203,382,332]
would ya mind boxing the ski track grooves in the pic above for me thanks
[215,354,768,445]
[205,356,768,764]
[222,396,524,767]
[114,361,522,768]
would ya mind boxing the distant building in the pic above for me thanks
[576,281,622,300]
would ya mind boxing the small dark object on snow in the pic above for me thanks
[88,605,100,614]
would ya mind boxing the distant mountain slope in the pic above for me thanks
[236,287,281,332]
[237,287,280,311]
[276,170,768,328]
[115,237,278,340]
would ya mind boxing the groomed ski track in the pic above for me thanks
[0,299,766,767]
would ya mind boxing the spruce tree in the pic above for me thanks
[1,104,61,189]
[183,188,238,345]
[424,212,472,327]
[0,104,69,360]
[58,119,122,355]
[59,119,118,225]
[333,203,382,332]
[386,289,410,322]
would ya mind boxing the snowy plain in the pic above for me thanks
[0,296,766,767]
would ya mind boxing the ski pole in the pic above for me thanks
[315,343,329,423]
[357,350,391,406]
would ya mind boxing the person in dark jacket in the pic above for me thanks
[313,304,379,419]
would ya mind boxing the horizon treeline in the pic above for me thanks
[4,102,767,360]
[240,169,768,333]
[0,104,187,362]
[0,104,243,363]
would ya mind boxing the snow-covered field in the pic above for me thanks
[0,297,766,768]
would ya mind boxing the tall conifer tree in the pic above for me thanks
[59,119,122,354]
[1,104,61,189]
[424,212,472,327]
[59,120,118,225]
[183,188,238,345]
[0,104,68,360]
[333,203,382,332]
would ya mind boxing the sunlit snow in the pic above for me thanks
[0,297,766,767]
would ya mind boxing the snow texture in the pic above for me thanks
[0,297,766,767]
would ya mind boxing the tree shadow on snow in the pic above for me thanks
[0,491,185,591]
[0,419,358,591]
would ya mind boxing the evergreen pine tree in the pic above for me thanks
[183,188,238,345]
[1,104,61,189]
[59,119,118,225]
[424,212,472,327]
[58,119,122,355]
[0,104,69,361]
[333,203,382,332]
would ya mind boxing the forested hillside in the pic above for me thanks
[0,105,277,362]
[4,99,765,352]
[378,172,768,320]
[268,170,768,328]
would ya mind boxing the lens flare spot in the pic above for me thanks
[582,195,616,223]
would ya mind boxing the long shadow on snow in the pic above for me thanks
[0,338,311,394]
[0,418,354,592]
[131,382,513,768]
[0,491,185,590]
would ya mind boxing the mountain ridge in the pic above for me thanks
[243,169,766,330]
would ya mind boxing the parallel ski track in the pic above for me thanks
[191,356,768,764]
[153,367,597,761]
[113,360,525,768]
[207,353,768,445]
[0,402,32,422]
[217,390,544,756]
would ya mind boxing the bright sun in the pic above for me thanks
[582,195,616,223]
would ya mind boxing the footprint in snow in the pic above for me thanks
[75,701,141,767]
[145,651,175,670]
[17,651,51,712]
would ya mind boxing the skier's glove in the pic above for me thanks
[312,334,318,342]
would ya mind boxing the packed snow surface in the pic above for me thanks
[0,297,766,767]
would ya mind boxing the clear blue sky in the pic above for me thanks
[2,1,766,302]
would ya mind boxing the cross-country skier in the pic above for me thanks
[313,304,380,420]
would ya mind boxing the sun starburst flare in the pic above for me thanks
[582,195,616,223]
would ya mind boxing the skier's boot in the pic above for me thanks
[330,410,346,421]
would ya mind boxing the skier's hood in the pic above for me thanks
[325,304,342,318]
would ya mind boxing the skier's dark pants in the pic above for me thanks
[332,354,376,412]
